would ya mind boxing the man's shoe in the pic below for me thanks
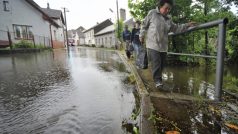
[155,81,163,88]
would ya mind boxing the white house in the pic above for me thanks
[83,19,113,46]
[94,18,135,49]
[41,3,66,48]
[75,26,85,45]
[0,0,62,48]
[95,25,117,48]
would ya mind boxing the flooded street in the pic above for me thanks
[0,47,136,134]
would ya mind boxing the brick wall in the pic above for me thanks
[52,40,65,49]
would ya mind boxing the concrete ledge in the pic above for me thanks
[117,50,155,134]
[0,48,51,54]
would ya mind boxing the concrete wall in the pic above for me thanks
[79,38,85,45]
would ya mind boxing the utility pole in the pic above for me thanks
[63,7,69,49]
[116,0,120,48]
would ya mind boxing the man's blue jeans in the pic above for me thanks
[133,42,141,66]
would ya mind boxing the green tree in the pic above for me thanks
[128,0,238,64]
[128,0,156,20]
[115,19,124,41]
[192,0,237,63]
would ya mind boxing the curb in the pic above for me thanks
[117,50,155,134]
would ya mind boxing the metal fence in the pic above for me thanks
[168,18,228,101]
[0,30,51,48]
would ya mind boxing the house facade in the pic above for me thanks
[95,25,117,48]
[74,26,85,45]
[84,29,94,45]
[42,4,66,48]
[94,18,135,49]
[0,0,62,48]
[83,19,113,46]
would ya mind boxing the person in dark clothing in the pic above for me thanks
[131,20,142,66]
[122,25,132,59]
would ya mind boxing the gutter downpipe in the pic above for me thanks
[49,24,53,48]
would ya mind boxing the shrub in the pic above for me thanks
[13,40,34,48]
[35,44,46,49]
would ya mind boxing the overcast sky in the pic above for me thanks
[34,0,132,30]
[34,0,237,30]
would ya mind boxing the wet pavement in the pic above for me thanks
[0,47,137,134]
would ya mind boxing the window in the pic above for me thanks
[3,0,10,11]
[13,25,33,39]
[110,37,112,45]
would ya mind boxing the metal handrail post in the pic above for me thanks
[215,22,227,101]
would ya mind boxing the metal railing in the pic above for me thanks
[168,18,228,101]
[0,30,51,49]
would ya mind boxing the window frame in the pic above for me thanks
[13,24,33,40]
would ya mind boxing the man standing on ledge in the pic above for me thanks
[139,0,196,88]
[122,25,132,59]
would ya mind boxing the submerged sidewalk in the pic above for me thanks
[118,50,238,134]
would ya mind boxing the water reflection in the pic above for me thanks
[0,47,135,134]
[162,66,217,99]
[162,64,238,100]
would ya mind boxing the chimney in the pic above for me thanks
[120,8,126,21]
[47,3,50,9]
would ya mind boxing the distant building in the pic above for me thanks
[75,26,85,45]
[68,26,85,46]
[95,25,117,48]
[83,19,113,46]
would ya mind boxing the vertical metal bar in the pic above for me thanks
[215,23,226,101]
[7,31,13,50]
[33,35,36,48]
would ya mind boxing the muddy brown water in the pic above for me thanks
[150,65,238,134]
[0,47,136,134]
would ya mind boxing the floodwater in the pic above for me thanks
[152,65,238,134]
[162,65,238,100]
[0,47,136,134]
